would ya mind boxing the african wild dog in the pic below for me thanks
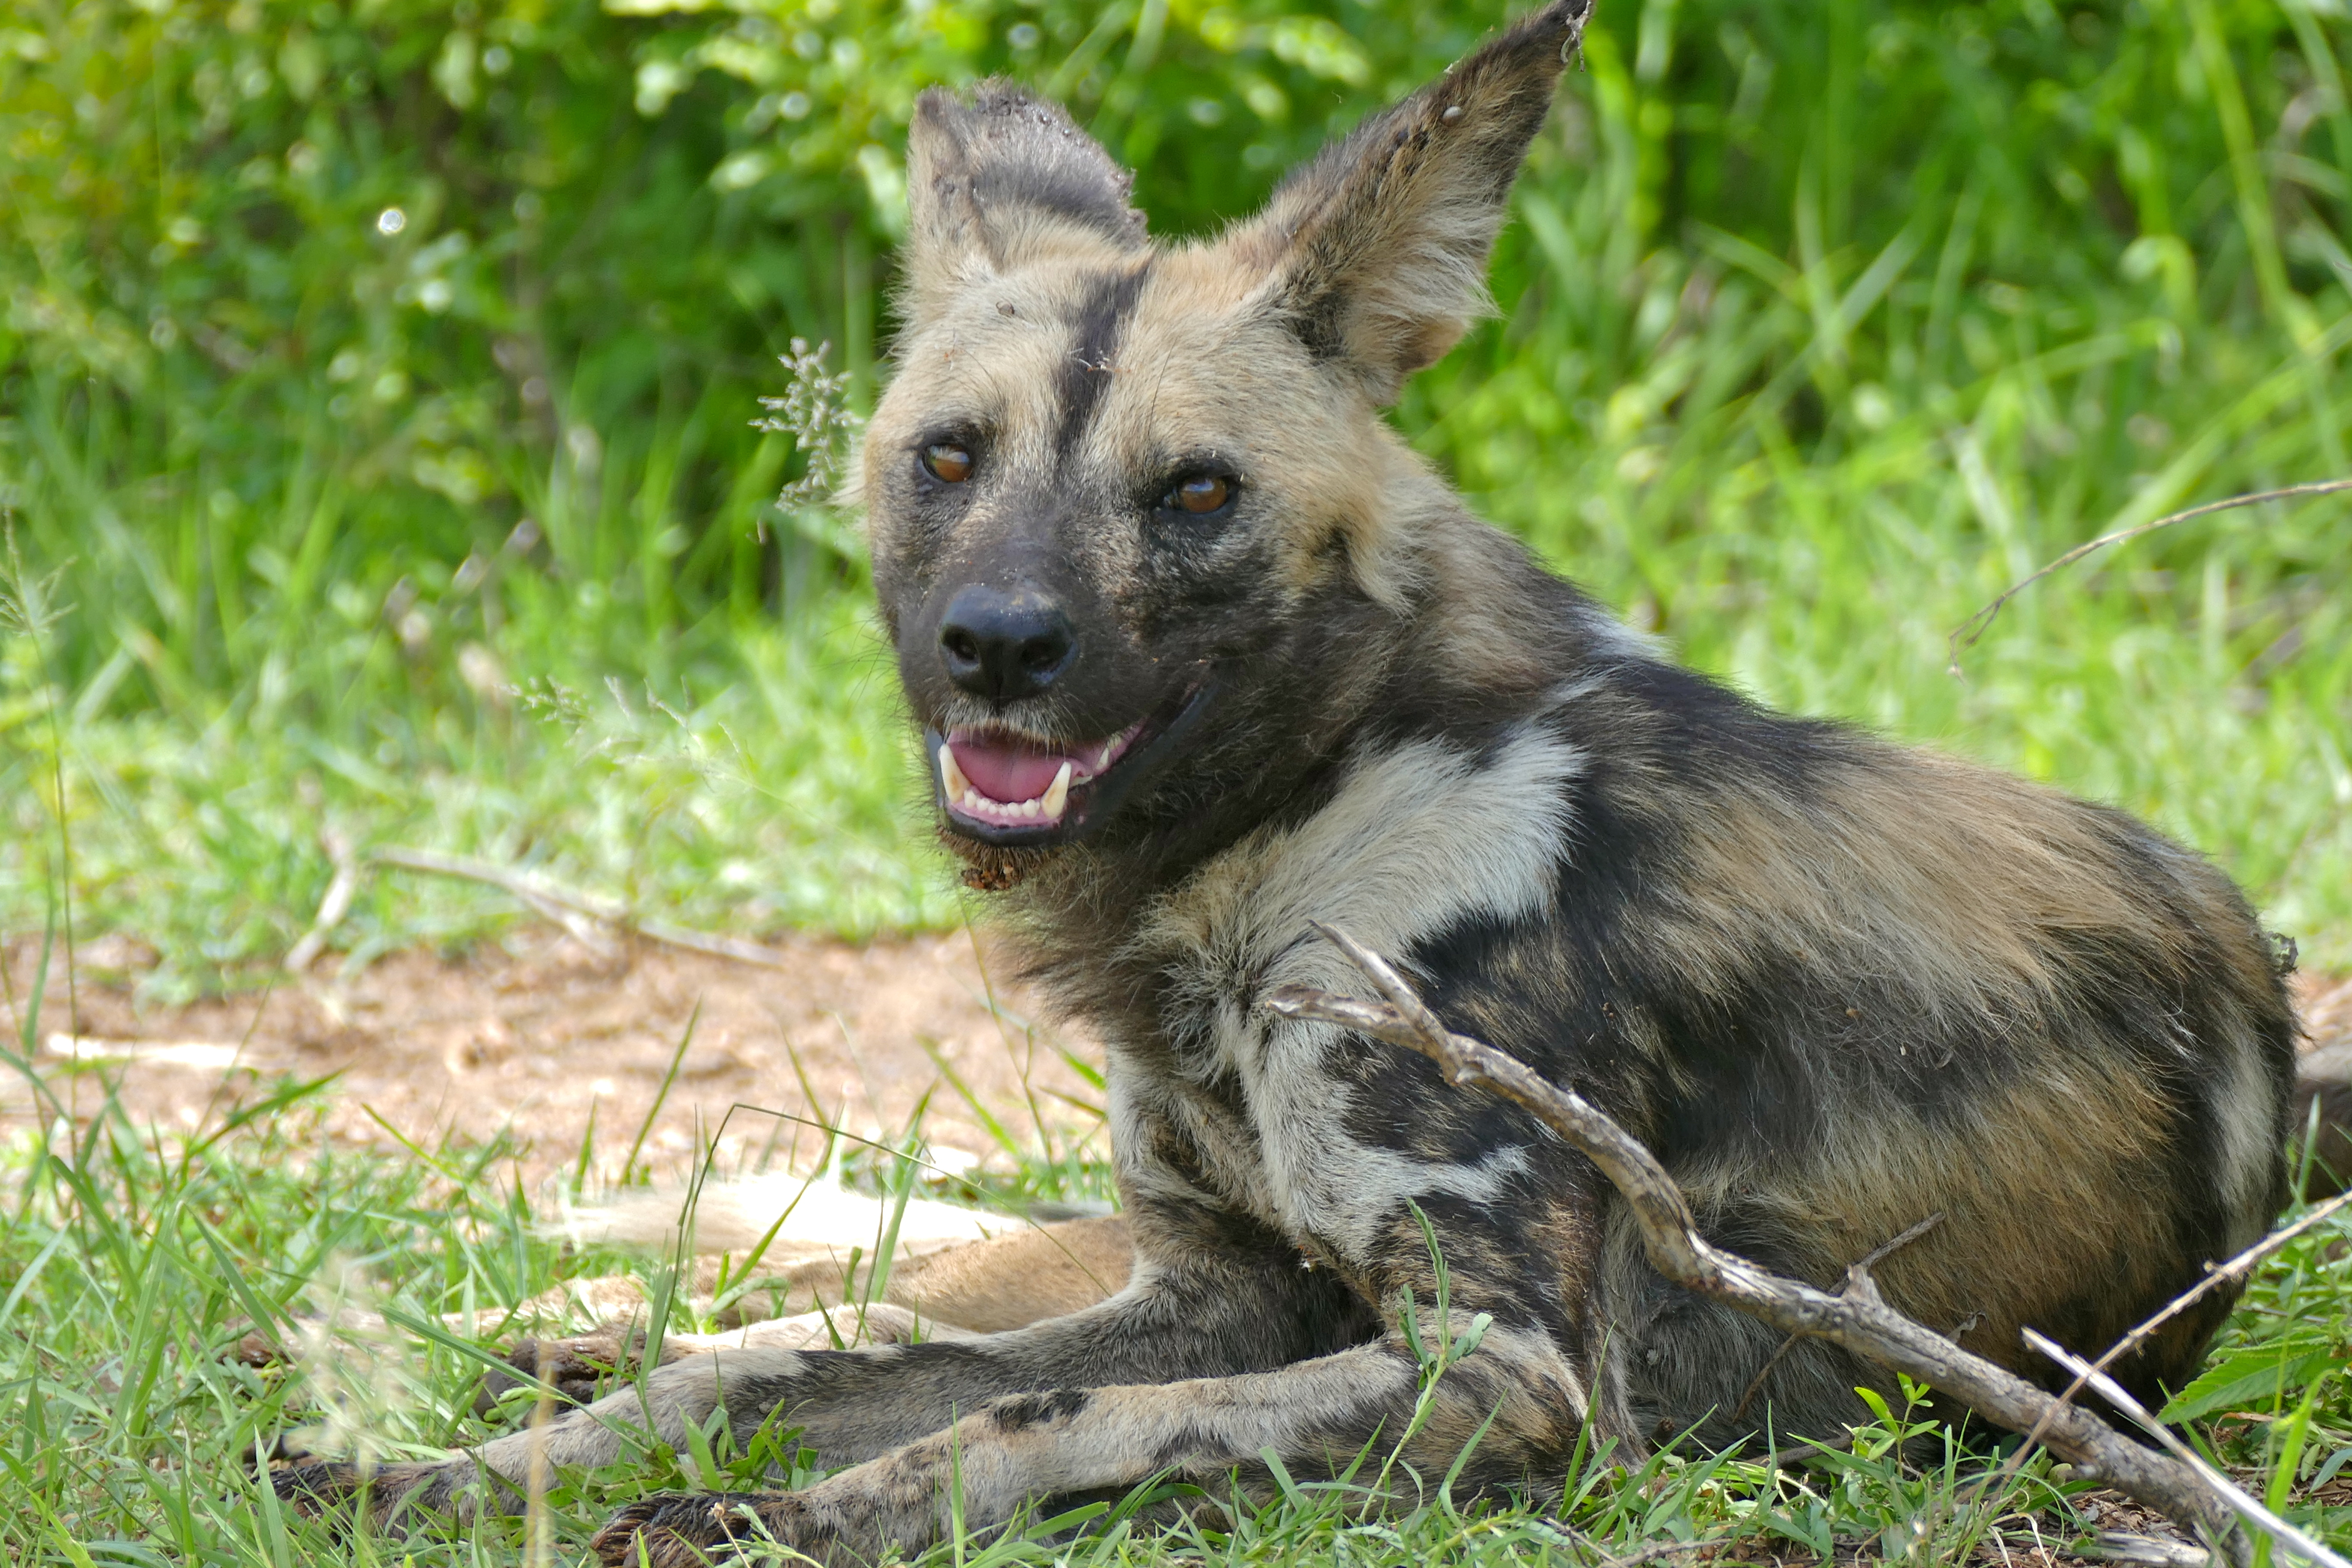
[279,2,2297,1559]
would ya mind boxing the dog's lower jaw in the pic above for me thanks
[941,824,1058,891]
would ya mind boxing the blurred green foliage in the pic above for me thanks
[3,0,2350,981]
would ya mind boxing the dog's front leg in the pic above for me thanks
[591,1320,1586,1566]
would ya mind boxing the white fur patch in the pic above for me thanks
[1145,718,1585,1260]
[1152,718,1583,996]
[2211,1026,2282,1251]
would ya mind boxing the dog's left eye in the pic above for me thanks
[1161,474,1233,515]
[922,443,974,484]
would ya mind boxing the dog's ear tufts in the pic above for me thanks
[1235,0,1592,402]
[904,81,1146,313]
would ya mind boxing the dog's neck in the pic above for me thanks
[971,504,1614,1037]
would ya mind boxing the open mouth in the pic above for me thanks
[924,681,1213,848]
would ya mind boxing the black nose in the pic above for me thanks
[937,585,1077,702]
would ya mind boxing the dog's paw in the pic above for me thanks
[476,1327,647,1415]
[591,1491,816,1566]
[270,1460,368,1520]
[269,1458,483,1529]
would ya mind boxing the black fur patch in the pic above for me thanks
[1053,261,1153,462]
[991,1387,1091,1432]
[916,82,1145,255]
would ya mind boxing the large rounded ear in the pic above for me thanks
[1233,0,1591,402]
[903,81,1147,322]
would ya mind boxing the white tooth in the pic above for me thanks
[940,747,971,803]
[1041,760,1072,821]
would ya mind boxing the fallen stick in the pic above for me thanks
[1965,1184,2352,1516]
[371,846,794,970]
[1262,922,2325,1568]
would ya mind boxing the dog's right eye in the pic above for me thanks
[1161,474,1233,515]
[921,443,974,484]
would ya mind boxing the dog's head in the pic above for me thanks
[862,2,1588,877]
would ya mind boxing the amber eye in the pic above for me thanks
[921,443,974,484]
[1162,474,1231,515]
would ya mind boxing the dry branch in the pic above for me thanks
[2024,1331,2346,1568]
[1261,922,2333,1568]
[1978,1184,2352,1508]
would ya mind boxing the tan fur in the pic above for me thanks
[472,1219,1134,1400]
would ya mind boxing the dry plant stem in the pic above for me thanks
[373,846,793,970]
[1947,477,2352,674]
[524,1381,556,1568]
[2024,1331,2351,1568]
[284,832,360,975]
[1975,1186,2352,1512]
[1262,922,2244,1559]
[1732,1210,1945,1424]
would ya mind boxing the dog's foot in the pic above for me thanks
[477,1326,654,1414]
[270,1460,366,1520]
[269,1457,468,1523]
[591,1491,820,1566]
[270,1458,478,1526]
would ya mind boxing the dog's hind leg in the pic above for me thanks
[271,1205,1354,1530]
[471,1216,1133,1411]
[588,1315,1593,1567]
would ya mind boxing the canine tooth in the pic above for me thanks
[940,747,971,803]
[1041,760,1072,821]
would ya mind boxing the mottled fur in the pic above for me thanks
[276,3,2297,1561]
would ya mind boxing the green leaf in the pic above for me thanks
[2160,1341,2339,1423]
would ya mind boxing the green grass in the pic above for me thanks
[2,560,962,997]
[0,1018,2345,1567]
[5,0,2352,987]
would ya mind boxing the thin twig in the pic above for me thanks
[373,846,792,970]
[2024,1331,2349,1568]
[1967,1186,2352,1516]
[285,830,360,975]
[1263,922,2268,1566]
[1585,1538,1715,1567]
[1733,1211,1945,1424]
[1947,478,2352,675]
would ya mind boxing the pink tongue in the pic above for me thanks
[949,739,1071,804]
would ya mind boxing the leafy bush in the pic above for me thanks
[3,0,2350,971]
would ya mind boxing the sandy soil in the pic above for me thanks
[4,927,2347,1204]
[0,925,1104,1197]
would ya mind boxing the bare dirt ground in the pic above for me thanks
[4,928,2348,1204]
[0,925,1104,1197]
